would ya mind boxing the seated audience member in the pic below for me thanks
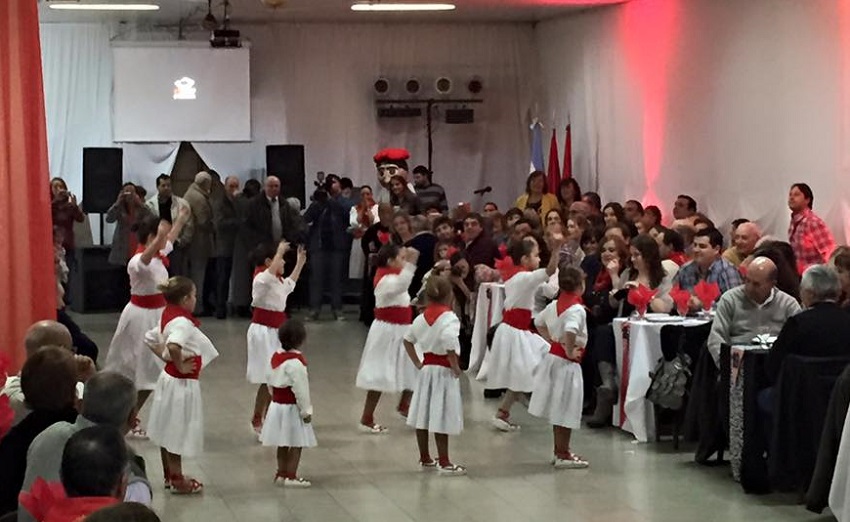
[641,205,662,232]
[514,171,559,220]
[830,246,850,307]
[482,202,499,216]
[582,192,602,216]
[766,265,850,385]
[581,227,603,258]
[749,240,801,300]
[389,174,422,215]
[729,218,750,240]
[707,257,801,366]
[624,200,644,224]
[0,346,79,516]
[509,218,535,243]
[556,178,582,212]
[463,213,500,276]
[723,221,761,267]
[544,209,565,236]
[522,208,543,232]
[672,194,698,227]
[2,321,93,427]
[603,222,633,244]
[34,426,130,521]
[674,224,696,258]
[568,201,592,220]
[85,502,161,522]
[504,208,523,230]
[675,228,743,311]
[561,214,588,267]
[432,215,460,247]
[584,236,630,324]
[656,227,688,279]
[489,213,508,247]
[18,372,151,522]
[610,235,674,314]
[602,202,626,227]
[693,214,715,232]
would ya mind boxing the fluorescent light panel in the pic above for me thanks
[351,3,456,11]
[48,3,160,10]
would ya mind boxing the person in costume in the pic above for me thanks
[144,276,219,495]
[248,241,307,436]
[260,319,316,488]
[355,243,420,433]
[104,208,189,439]
[529,266,590,469]
[476,234,563,431]
[373,148,416,205]
[404,276,466,476]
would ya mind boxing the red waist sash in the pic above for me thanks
[252,308,288,328]
[374,306,413,325]
[271,386,296,404]
[423,353,451,368]
[549,342,585,364]
[502,308,532,330]
[130,294,166,309]
[164,355,202,380]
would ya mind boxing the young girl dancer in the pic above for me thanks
[477,235,562,431]
[247,241,307,436]
[260,319,316,487]
[404,276,466,475]
[528,266,589,468]
[145,276,219,494]
[355,243,420,433]
[105,208,189,438]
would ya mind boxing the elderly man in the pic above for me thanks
[675,228,743,311]
[145,174,192,275]
[18,372,151,522]
[1,321,94,427]
[183,171,215,315]
[765,265,850,384]
[707,257,801,367]
[213,175,241,319]
[723,221,761,267]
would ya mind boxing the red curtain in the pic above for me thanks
[0,0,56,373]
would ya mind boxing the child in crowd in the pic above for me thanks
[260,319,316,487]
[529,266,589,469]
[477,235,562,431]
[355,244,420,433]
[247,241,307,436]
[145,276,219,495]
[105,209,188,438]
[404,276,466,475]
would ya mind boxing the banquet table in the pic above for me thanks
[612,315,711,442]
[468,282,505,374]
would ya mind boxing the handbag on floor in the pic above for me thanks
[647,350,692,411]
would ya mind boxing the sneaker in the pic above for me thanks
[553,453,589,469]
[127,425,149,440]
[419,460,437,471]
[358,423,388,434]
[284,477,312,488]
[491,416,520,432]
[437,463,467,476]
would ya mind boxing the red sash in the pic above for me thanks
[502,308,532,330]
[271,386,296,404]
[549,342,585,363]
[423,353,451,368]
[252,308,288,328]
[134,244,169,268]
[374,306,413,325]
[164,355,202,380]
[130,293,166,309]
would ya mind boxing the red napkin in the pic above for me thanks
[627,284,658,316]
[669,284,691,316]
[693,281,721,311]
[18,478,66,522]
[377,231,391,245]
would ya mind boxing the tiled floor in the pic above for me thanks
[74,308,832,522]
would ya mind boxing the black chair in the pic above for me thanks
[807,365,850,513]
[0,511,16,522]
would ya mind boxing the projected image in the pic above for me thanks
[173,77,197,100]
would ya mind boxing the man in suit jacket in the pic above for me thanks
[244,176,305,248]
[766,264,850,384]
[145,174,192,275]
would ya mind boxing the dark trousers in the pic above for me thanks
[215,256,233,317]
[168,245,189,277]
[309,249,345,313]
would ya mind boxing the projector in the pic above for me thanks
[210,29,241,48]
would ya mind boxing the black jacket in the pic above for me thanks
[244,194,306,248]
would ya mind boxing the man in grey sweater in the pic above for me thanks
[707,257,801,367]
[18,372,151,522]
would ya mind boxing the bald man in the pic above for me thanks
[707,257,801,366]
[2,321,94,426]
[723,222,762,267]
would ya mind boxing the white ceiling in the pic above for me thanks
[38,0,627,24]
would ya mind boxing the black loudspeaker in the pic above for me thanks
[69,246,130,313]
[83,148,123,214]
[266,145,306,209]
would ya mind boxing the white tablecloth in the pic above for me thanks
[467,282,506,375]
[612,316,710,442]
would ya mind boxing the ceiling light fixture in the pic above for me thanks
[48,2,160,10]
[351,2,455,12]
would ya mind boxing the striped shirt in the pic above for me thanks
[414,183,448,213]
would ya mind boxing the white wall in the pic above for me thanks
[537,0,850,242]
[39,22,540,217]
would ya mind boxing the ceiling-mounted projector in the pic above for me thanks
[210,29,240,48]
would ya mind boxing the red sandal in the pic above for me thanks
[170,474,204,495]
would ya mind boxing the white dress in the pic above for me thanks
[260,351,317,448]
[104,243,172,390]
[405,309,464,435]
[355,263,419,392]
[246,271,296,384]
[528,301,588,429]
[145,314,219,457]
[476,269,550,392]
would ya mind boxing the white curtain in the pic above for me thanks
[536,0,850,242]
[39,22,540,215]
